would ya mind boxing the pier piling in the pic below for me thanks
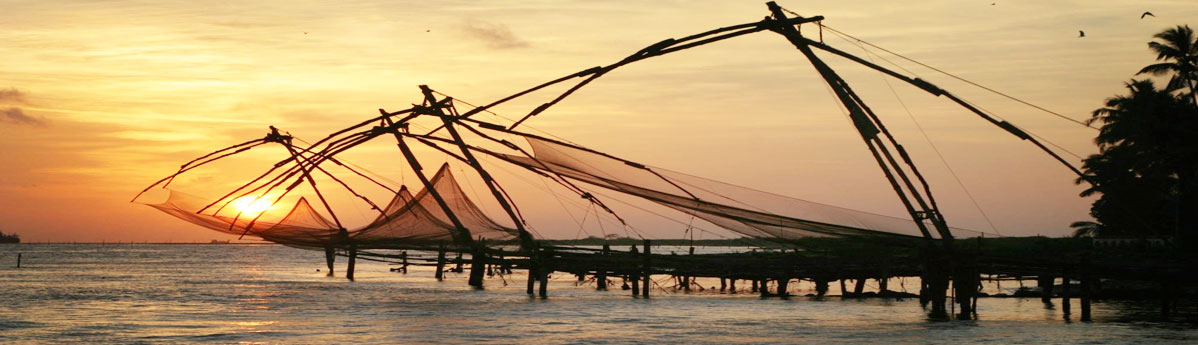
[642,240,651,298]
[346,245,357,281]
[435,242,446,281]
[324,247,334,276]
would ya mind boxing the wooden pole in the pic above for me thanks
[15,253,20,268]
[641,239,651,298]
[815,277,828,297]
[400,251,409,274]
[729,278,737,294]
[1061,273,1071,316]
[630,246,640,297]
[720,278,728,293]
[853,277,866,297]
[1039,273,1054,303]
[682,247,695,292]
[777,278,790,298]
[919,273,929,305]
[346,245,357,281]
[526,250,537,295]
[538,267,549,298]
[538,247,551,298]
[839,279,847,297]
[597,244,609,291]
[419,86,535,252]
[1080,277,1092,321]
[468,238,486,287]
[324,247,335,276]
[435,242,446,281]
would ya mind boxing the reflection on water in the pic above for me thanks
[0,244,1193,344]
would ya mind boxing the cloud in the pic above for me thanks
[1,107,48,127]
[0,87,28,105]
[461,20,529,49]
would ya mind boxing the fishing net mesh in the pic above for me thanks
[144,163,518,248]
[512,135,969,240]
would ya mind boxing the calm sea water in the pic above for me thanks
[0,244,1194,344]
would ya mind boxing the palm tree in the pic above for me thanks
[1083,79,1196,240]
[1070,221,1101,238]
[1137,25,1198,104]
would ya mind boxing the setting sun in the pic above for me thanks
[230,196,275,218]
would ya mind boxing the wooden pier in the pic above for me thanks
[343,237,1195,320]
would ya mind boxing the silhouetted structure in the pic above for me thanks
[131,2,1192,321]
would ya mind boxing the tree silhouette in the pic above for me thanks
[1137,25,1198,104]
[1079,26,1198,246]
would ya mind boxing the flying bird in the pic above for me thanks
[1141,12,1154,19]
[1078,30,1085,38]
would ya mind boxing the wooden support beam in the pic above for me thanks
[597,244,609,291]
[1080,276,1092,321]
[815,277,828,297]
[1039,273,1054,303]
[400,251,408,274]
[346,245,357,281]
[1061,273,1072,316]
[642,239,651,298]
[324,246,335,277]
[630,246,640,297]
[435,242,446,281]
[538,250,550,298]
[468,239,486,287]
[526,260,536,295]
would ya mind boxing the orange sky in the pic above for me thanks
[2,0,1195,242]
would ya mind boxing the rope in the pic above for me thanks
[814,22,1096,130]
[838,32,1003,236]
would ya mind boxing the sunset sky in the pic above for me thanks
[2,0,1195,242]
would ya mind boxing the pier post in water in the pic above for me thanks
[1061,273,1071,316]
[399,251,408,274]
[630,246,640,297]
[538,247,551,298]
[1080,277,1092,321]
[526,251,537,295]
[324,247,335,276]
[16,253,21,268]
[1038,273,1055,303]
[597,244,610,291]
[641,239,651,298]
[435,242,447,281]
[729,278,737,294]
[346,245,357,281]
[468,238,486,288]
[815,277,828,297]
